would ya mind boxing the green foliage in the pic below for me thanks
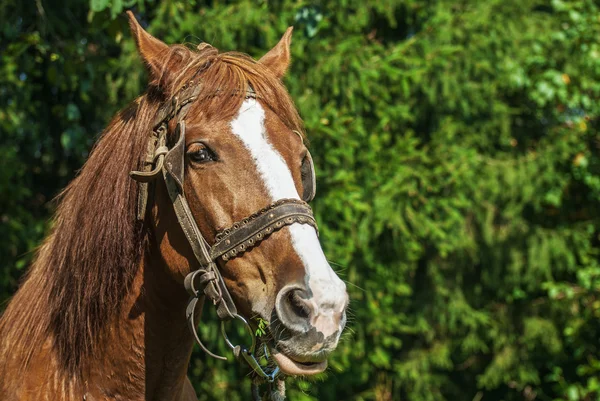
[255,317,269,338]
[2,0,600,400]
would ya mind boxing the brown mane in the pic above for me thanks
[0,43,303,378]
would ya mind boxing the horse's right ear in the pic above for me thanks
[127,11,169,86]
[259,27,293,78]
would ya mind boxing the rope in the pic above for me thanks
[251,383,262,401]
[271,379,286,401]
[251,379,286,401]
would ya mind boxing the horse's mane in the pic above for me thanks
[0,43,303,378]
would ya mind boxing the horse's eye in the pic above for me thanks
[188,143,217,164]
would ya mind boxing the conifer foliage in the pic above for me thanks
[1,0,599,400]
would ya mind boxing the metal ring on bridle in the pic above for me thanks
[220,314,280,382]
[221,313,256,353]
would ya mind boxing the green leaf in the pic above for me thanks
[90,0,109,12]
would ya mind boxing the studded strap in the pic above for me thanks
[211,199,317,261]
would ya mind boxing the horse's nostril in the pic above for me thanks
[288,290,311,320]
[276,284,347,337]
[275,286,314,334]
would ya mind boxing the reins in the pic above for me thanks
[129,77,318,399]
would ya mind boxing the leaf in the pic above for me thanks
[90,0,109,12]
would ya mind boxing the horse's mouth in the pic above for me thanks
[270,348,328,376]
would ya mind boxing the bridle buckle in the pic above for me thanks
[221,314,280,382]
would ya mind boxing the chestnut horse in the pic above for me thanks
[0,12,348,401]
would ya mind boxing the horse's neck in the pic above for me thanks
[87,252,197,401]
[1,240,198,401]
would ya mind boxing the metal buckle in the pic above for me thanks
[221,314,280,382]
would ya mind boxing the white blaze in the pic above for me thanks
[230,99,347,333]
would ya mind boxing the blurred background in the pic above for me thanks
[1,0,600,400]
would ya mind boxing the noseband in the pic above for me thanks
[130,79,318,387]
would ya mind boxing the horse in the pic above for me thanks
[0,12,348,401]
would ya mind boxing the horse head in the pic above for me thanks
[128,13,349,377]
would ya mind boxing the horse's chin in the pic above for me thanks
[271,350,328,376]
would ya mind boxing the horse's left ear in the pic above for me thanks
[259,27,293,78]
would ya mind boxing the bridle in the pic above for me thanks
[129,77,318,392]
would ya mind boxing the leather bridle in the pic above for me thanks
[130,77,318,386]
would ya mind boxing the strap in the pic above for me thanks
[163,121,186,192]
[130,127,165,220]
[152,82,203,129]
[165,173,237,319]
[211,200,317,261]
[251,380,286,401]
[162,122,237,320]
[185,292,227,360]
[151,83,256,129]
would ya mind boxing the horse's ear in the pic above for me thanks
[127,11,169,85]
[259,27,293,78]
